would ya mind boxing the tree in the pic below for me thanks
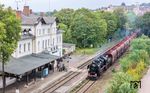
[106,72,137,93]
[135,12,150,37]
[96,11,118,37]
[58,23,72,42]
[121,2,126,6]
[126,11,137,30]
[114,8,128,30]
[0,5,21,93]
[54,8,74,27]
[70,8,107,48]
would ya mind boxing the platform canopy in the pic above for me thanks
[0,52,60,75]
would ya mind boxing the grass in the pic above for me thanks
[74,48,99,55]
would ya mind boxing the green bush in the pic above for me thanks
[106,36,150,93]
[106,72,137,93]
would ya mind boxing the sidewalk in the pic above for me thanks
[138,67,150,93]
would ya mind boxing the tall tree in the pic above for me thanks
[0,5,21,93]
[54,8,74,27]
[70,8,107,48]
[96,11,118,37]
[135,12,150,37]
[58,23,72,43]
[114,8,128,30]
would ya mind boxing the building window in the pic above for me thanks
[45,40,47,49]
[37,29,38,35]
[59,36,61,42]
[53,38,54,46]
[48,28,50,34]
[19,44,21,53]
[43,29,45,35]
[48,39,50,47]
[42,40,44,49]
[38,41,40,51]
[28,43,30,51]
[24,43,26,52]
[39,29,41,35]
[57,37,58,43]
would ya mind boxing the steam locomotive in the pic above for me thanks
[87,31,139,79]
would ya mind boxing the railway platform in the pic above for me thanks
[0,39,121,93]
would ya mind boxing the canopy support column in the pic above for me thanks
[15,76,20,93]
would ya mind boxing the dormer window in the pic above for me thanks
[23,28,31,35]
[28,28,31,32]
[23,29,27,35]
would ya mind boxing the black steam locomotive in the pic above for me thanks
[87,31,139,79]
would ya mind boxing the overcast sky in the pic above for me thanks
[0,0,150,12]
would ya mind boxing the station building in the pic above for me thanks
[0,6,63,90]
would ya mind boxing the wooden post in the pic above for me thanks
[34,69,36,82]
[16,76,20,93]
[26,72,29,87]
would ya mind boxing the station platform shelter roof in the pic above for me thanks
[0,52,60,75]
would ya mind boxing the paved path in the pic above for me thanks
[138,67,150,93]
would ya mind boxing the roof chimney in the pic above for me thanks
[16,10,22,19]
[40,12,44,16]
[30,9,32,14]
[23,6,30,16]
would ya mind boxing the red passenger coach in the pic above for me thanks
[105,32,138,63]
[87,31,139,79]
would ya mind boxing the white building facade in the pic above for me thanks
[13,6,63,58]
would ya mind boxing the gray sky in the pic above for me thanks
[0,0,150,12]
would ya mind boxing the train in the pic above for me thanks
[87,31,140,79]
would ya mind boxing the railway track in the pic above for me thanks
[41,40,122,93]
[41,71,80,93]
[72,80,96,93]
[77,59,92,69]
[41,58,92,93]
